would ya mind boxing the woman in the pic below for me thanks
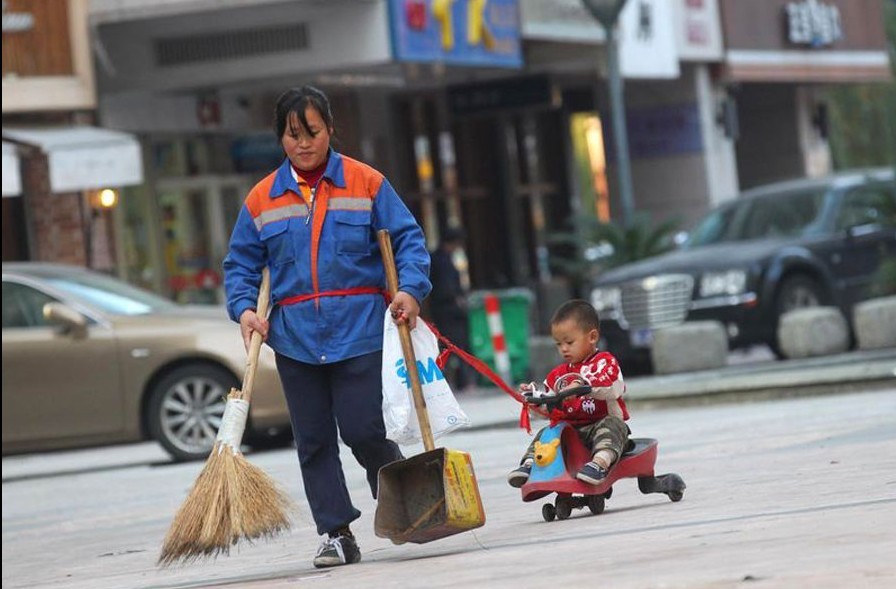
[223,86,431,568]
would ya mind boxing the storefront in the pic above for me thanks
[2,126,144,266]
[716,0,891,189]
[2,0,145,265]
[92,0,524,301]
[85,0,890,311]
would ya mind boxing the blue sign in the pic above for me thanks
[389,0,522,68]
[231,134,283,173]
[605,103,703,161]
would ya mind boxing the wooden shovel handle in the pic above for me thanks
[240,266,271,402]
[378,230,436,452]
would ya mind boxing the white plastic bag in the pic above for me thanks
[381,311,471,445]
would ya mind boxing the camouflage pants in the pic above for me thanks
[521,415,630,466]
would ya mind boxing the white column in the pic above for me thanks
[796,86,832,178]
[695,65,739,205]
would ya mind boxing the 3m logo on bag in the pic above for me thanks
[394,357,445,388]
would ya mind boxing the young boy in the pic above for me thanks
[508,299,630,487]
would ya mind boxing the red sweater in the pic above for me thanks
[544,351,629,426]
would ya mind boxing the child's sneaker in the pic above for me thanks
[507,461,532,488]
[313,531,361,568]
[576,461,609,485]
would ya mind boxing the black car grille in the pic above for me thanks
[619,274,694,329]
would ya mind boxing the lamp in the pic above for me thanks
[89,188,119,210]
[581,0,635,228]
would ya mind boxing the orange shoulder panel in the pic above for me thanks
[339,155,384,199]
[244,172,277,218]
[244,171,304,217]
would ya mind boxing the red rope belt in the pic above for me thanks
[278,286,385,306]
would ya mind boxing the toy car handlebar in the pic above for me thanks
[523,384,592,406]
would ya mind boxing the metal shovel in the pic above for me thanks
[373,230,485,545]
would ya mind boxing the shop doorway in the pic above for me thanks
[118,175,250,304]
[157,176,250,304]
[2,196,29,261]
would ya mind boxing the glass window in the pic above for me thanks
[2,282,55,328]
[160,188,216,304]
[836,185,896,230]
[119,185,163,293]
[39,271,176,315]
[739,190,826,240]
[686,204,738,247]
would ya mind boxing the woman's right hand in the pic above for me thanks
[239,309,269,352]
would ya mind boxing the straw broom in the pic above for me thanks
[158,267,294,566]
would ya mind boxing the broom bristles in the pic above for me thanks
[158,440,294,567]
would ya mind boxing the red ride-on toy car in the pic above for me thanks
[520,385,685,522]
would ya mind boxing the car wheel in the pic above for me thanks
[776,274,825,314]
[147,364,238,461]
[769,275,826,357]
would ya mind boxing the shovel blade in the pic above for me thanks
[374,448,485,544]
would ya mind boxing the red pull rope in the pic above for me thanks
[425,320,547,433]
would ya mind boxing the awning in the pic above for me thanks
[722,50,893,83]
[1,126,144,193]
[2,141,22,197]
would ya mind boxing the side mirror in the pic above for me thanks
[43,302,88,339]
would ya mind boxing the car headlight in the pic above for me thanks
[699,270,747,298]
[591,286,621,312]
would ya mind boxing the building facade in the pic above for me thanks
[5,0,890,330]
[2,0,144,267]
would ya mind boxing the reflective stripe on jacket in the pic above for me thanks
[224,150,431,364]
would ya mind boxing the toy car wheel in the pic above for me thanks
[668,490,684,502]
[556,498,572,520]
[587,495,605,515]
[542,503,556,522]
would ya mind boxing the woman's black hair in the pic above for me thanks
[274,85,334,139]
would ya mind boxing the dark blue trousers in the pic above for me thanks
[275,350,403,535]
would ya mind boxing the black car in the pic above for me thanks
[590,168,895,369]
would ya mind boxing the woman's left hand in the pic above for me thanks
[390,291,420,329]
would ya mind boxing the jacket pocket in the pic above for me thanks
[259,220,294,265]
[334,215,372,256]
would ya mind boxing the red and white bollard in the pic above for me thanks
[484,293,512,385]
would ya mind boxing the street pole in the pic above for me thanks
[603,20,636,228]
[582,0,636,228]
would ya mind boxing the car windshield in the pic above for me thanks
[686,188,827,247]
[41,271,178,315]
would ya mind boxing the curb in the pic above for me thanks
[454,348,896,433]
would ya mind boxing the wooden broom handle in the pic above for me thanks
[241,266,271,402]
[378,230,436,452]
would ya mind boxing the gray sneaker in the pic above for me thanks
[576,461,609,485]
[313,533,361,568]
[507,462,532,488]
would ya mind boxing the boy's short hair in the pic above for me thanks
[551,299,600,331]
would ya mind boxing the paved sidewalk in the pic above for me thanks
[454,347,896,432]
[3,348,893,482]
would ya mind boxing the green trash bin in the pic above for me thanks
[468,288,534,385]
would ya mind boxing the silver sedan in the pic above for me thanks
[2,262,292,461]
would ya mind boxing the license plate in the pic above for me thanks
[630,328,653,347]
